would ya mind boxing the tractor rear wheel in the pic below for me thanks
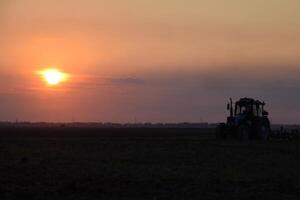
[257,125,270,140]
[237,125,250,140]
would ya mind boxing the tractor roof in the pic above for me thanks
[236,98,265,106]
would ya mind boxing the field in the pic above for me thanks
[1,127,300,200]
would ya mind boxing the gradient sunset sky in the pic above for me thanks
[1,0,300,123]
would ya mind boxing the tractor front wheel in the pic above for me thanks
[215,123,226,140]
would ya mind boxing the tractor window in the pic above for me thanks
[257,105,263,117]
[235,105,242,115]
[240,106,247,114]
[253,105,258,116]
[236,105,252,115]
[235,105,240,115]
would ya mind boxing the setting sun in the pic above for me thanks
[38,69,69,86]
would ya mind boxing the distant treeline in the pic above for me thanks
[0,121,216,128]
[0,121,299,130]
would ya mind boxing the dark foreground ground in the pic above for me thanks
[1,127,300,200]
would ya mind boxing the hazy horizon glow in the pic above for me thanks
[0,0,300,123]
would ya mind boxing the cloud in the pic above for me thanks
[68,74,145,89]
[106,77,145,85]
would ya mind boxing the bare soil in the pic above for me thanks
[1,127,300,200]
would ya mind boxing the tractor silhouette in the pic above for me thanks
[216,98,271,140]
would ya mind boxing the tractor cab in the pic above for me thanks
[235,98,268,117]
[227,98,268,125]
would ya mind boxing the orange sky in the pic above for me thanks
[0,0,300,123]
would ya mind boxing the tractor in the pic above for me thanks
[216,98,271,140]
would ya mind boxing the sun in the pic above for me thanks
[38,69,69,86]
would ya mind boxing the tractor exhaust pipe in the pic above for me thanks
[230,98,233,117]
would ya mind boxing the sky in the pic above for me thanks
[0,0,300,123]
